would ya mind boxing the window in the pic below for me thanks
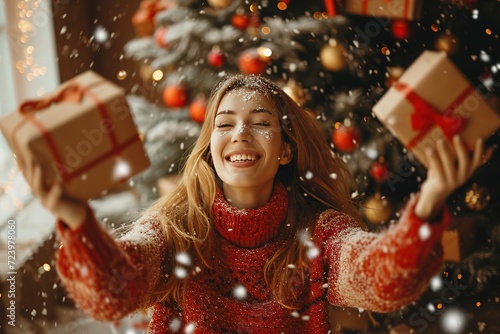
[0,0,60,222]
[0,0,16,115]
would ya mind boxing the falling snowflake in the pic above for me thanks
[169,317,182,332]
[176,252,192,266]
[233,285,247,300]
[184,322,196,334]
[306,246,319,259]
[113,159,131,180]
[305,171,313,180]
[174,267,188,279]
[430,275,443,291]
[418,223,431,241]
[94,25,109,43]
[441,308,466,333]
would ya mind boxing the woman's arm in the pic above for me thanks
[56,210,170,321]
[22,162,170,321]
[319,135,491,312]
[318,200,448,313]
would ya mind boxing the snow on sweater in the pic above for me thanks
[56,183,449,333]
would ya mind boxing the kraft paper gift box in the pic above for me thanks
[329,305,373,332]
[344,0,423,20]
[373,50,500,168]
[441,215,477,263]
[0,70,150,201]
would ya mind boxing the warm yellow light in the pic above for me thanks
[261,26,271,35]
[277,2,287,10]
[152,70,164,81]
[485,28,492,35]
[476,302,481,307]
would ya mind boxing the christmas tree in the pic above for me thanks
[123,0,500,332]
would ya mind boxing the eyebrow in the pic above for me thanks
[215,107,274,116]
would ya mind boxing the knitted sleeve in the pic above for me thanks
[316,195,450,313]
[55,208,169,321]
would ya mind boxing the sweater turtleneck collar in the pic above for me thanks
[212,182,288,248]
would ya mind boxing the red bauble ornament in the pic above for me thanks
[154,26,169,48]
[208,49,225,67]
[231,14,250,30]
[189,99,206,123]
[369,161,390,183]
[390,20,415,40]
[162,84,189,108]
[331,125,361,153]
[238,49,268,75]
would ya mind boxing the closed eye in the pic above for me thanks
[216,123,233,128]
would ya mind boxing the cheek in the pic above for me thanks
[249,128,273,141]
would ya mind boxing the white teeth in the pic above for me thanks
[228,154,257,162]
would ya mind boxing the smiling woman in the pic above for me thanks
[22,73,489,333]
[210,87,292,209]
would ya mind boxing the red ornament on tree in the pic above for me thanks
[369,161,390,183]
[238,49,268,75]
[231,13,250,30]
[162,84,189,108]
[208,49,225,67]
[189,98,207,123]
[390,20,415,40]
[154,26,170,48]
[331,124,361,153]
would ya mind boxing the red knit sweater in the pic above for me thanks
[56,183,449,333]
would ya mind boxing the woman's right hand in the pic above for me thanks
[24,162,87,230]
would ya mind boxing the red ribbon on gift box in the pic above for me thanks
[324,0,338,16]
[394,82,471,148]
[12,80,128,184]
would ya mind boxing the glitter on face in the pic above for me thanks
[214,121,274,141]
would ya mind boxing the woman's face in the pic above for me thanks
[210,88,290,195]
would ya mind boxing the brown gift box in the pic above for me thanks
[131,0,171,37]
[441,215,477,263]
[373,50,500,168]
[0,70,150,201]
[344,0,422,20]
[329,305,373,332]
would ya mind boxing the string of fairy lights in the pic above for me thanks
[14,0,47,81]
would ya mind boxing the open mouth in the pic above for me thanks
[226,153,261,163]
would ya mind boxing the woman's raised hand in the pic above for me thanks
[415,135,494,220]
[24,162,87,230]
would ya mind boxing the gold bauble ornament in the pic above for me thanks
[283,80,307,106]
[319,43,346,72]
[363,193,393,224]
[207,0,233,9]
[464,183,490,211]
[434,34,460,55]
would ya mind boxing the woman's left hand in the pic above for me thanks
[415,135,494,220]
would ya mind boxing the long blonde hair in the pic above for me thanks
[146,74,361,308]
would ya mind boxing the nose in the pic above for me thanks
[231,123,252,143]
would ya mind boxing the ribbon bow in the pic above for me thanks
[19,83,84,114]
[394,82,468,147]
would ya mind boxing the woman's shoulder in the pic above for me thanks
[313,208,361,239]
[117,210,164,242]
